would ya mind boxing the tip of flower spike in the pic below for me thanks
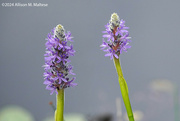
[56,24,64,31]
[55,24,65,40]
[111,13,119,21]
[110,13,120,28]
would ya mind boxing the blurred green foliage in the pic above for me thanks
[0,105,35,121]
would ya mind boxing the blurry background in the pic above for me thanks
[0,0,180,121]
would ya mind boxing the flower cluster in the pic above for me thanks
[100,13,131,59]
[43,24,77,95]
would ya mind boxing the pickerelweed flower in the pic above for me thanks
[100,13,131,59]
[100,13,135,121]
[43,24,77,95]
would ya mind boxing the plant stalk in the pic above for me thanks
[113,57,135,121]
[55,89,64,121]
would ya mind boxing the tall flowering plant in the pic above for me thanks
[43,24,77,121]
[100,13,135,121]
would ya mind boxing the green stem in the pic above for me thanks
[113,57,135,121]
[55,89,64,121]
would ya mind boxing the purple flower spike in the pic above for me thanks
[43,24,77,95]
[100,13,131,59]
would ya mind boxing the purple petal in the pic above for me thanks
[105,53,111,57]
[114,53,119,59]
